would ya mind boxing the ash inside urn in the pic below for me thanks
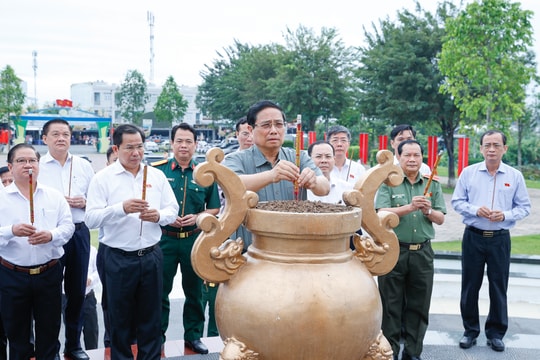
[255,200,355,213]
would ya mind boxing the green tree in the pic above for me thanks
[0,65,26,151]
[154,76,188,126]
[356,1,461,184]
[196,41,280,121]
[439,0,536,128]
[269,26,357,131]
[118,69,149,125]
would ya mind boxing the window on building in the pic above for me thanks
[94,92,101,105]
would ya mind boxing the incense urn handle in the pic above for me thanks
[191,147,257,283]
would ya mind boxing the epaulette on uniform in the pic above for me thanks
[423,173,440,182]
[150,159,168,167]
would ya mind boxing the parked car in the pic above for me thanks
[144,141,159,152]
[143,151,170,164]
[192,154,206,163]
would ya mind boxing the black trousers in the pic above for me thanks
[460,228,510,340]
[105,246,163,360]
[0,307,6,360]
[61,223,91,352]
[0,261,63,360]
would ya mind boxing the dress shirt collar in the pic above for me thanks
[42,151,72,164]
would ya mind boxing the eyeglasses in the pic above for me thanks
[253,120,285,130]
[121,144,144,152]
[482,143,503,150]
[14,158,39,165]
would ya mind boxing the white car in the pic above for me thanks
[144,141,159,152]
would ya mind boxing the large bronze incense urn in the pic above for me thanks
[192,148,402,360]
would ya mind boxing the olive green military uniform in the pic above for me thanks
[152,158,220,343]
[375,174,446,358]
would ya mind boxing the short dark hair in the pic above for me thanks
[480,130,507,145]
[171,123,197,141]
[112,124,145,146]
[0,166,9,175]
[106,147,115,162]
[308,140,334,157]
[7,143,40,164]
[246,100,286,127]
[235,116,248,132]
[327,125,351,141]
[390,124,416,140]
[397,139,423,156]
[42,118,72,136]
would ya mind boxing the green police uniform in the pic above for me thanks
[152,158,221,343]
[375,173,446,358]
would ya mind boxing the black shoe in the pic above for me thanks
[64,349,90,360]
[459,335,477,349]
[402,352,422,360]
[487,338,505,352]
[185,339,209,354]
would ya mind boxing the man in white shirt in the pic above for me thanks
[39,119,95,360]
[307,140,353,204]
[0,143,74,360]
[235,116,253,150]
[390,124,431,176]
[327,125,366,186]
[85,124,179,360]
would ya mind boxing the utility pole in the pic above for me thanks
[32,50,38,108]
[147,11,155,85]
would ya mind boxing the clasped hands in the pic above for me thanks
[477,206,505,223]
[12,223,53,245]
[270,160,317,189]
[410,195,432,215]
[123,199,160,223]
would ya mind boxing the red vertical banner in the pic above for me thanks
[458,137,469,176]
[308,131,317,145]
[427,136,438,170]
[323,132,327,141]
[298,131,304,150]
[378,135,388,150]
[359,133,369,165]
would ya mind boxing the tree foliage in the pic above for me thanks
[196,41,280,122]
[118,69,149,126]
[0,65,25,123]
[439,0,536,128]
[268,26,357,131]
[154,76,188,125]
[356,1,461,184]
[197,27,357,130]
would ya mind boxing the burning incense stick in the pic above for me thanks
[423,150,444,196]
[140,163,148,235]
[294,115,301,201]
[29,168,35,225]
[67,155,73,197]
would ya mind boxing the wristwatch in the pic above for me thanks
[426,208,432,216]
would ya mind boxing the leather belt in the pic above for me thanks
[399,239,430,251]
[161,228,201,239]
[466,226,509,238]
[110,244,157,257]
[0,257,59,275]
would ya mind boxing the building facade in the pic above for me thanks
[70,81,201,125]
